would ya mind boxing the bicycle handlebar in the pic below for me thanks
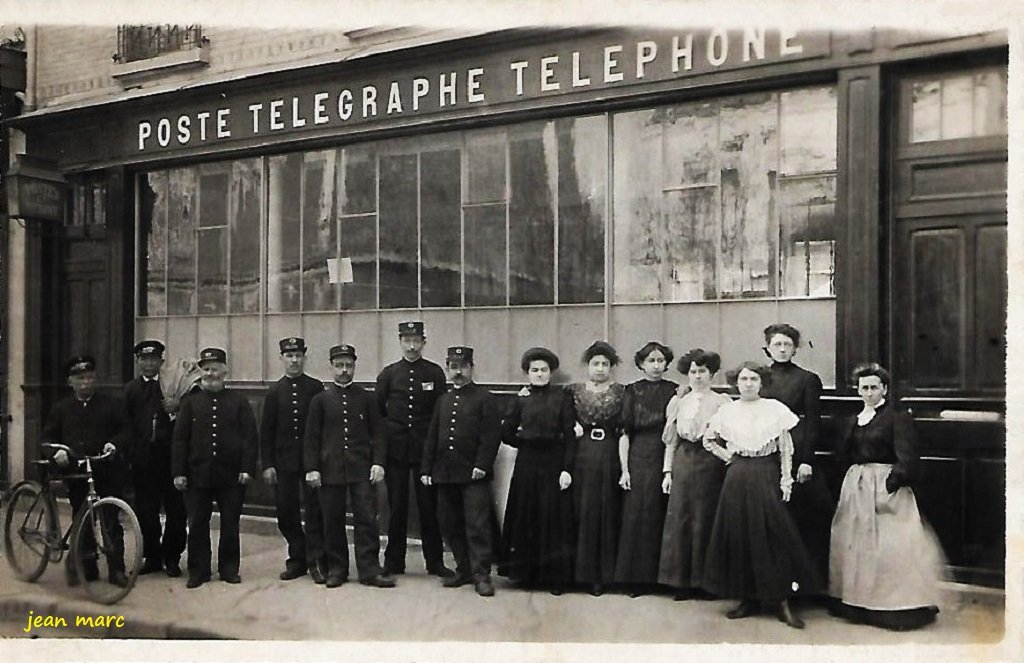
[41,442,115,461]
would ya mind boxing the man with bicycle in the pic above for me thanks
[41,355,129,586]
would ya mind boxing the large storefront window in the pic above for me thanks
[612,85,837,302]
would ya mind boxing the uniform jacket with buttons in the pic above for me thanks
[259,374,325,473]
[305,383,385,485]
[123,375,173,469]
[171,388,258,488]
[42,391,128,487]
[421,382,501,484]
[375,357,447,463]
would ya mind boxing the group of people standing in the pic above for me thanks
[40,320,945,632]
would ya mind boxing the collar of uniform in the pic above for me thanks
[143,375,159,382]
[75,395,93,404]
[334,380,354,389]
[452,382,473,390]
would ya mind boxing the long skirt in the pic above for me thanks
[573,429,622,585]
[829,463,944,629]
[498,440,574,585]
[658,441,725,589]
[614,430,668,585]
[701,454,822,602]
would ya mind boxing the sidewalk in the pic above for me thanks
[0,515,1006,644]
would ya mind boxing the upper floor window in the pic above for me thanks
[908,67,1006,143]
[117,25,204,64]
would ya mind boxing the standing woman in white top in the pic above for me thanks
[700,361,822,629]
[657,349,732,601]
[828,362,944,630]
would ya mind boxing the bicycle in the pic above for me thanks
[2,443,143,604]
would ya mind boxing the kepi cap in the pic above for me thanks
[66,355,96,377]
[134,340,165,357]
[279,337,306,354]
[330,344,357,361]
[398,321,425,337]
[446,346,473,363]
[198,347,227,366]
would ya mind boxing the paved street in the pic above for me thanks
[0,515,1006,649]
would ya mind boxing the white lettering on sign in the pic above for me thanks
[134,29,822,151]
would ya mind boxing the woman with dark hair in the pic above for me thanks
[758,323,834,583]
[701,361,821,629]
[829,362,944,630]
[657,349,732,600]
[569,341,626,596]
[613,341,677,596]
[499,347,577,594]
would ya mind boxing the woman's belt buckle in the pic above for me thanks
[589,428,606,441]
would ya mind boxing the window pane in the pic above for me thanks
[229,159,261,314]
[420,149,462,307]
[197,227,227,314]
[779,176,836,297]
[973,70,1007,137]
[465,204,506,306]
[466,131,506,204]
[557,116,606,304]
[140,171,168,316]
[509,124,555,305]
[781,87,837,175]
[268,154,302,312]
[340,147,377,215]
[664,188,718,301]
[662,102,718,187]
[941,74,974,140]
[911,80,941,143]
[379,153,418,309]
[339,214,377,310]
[302,151,338,312]
[718,93,777,298]
[167,168,197,315]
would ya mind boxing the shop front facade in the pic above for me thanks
[6,25,1007,585]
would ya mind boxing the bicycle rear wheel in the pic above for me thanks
[3,481,57,582]
[71,497,143,604]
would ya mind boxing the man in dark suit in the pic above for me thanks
[305,344,395,589]
[260,337,326,583]
[123,340,187,578]
[42,355,128,586]
[375,321,451,578]
[421,346,501,597]
[172,348,258,589]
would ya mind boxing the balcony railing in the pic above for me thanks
[116,25,203,63]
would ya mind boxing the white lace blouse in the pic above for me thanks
[662,389,733,445]
[703,397,800,491]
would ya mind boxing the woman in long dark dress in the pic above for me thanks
[760,323,833,581]
[569,341,626,597]
[701,362,822,629]
[658,348,732,600]
[614,341,677,597]
[829,363,944,630]
[499,347,577,595]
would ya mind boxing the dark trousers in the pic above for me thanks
[384,458,444,572]
[275,470,325,570]
[436,481,493,580]
[185,484,246,579]
[133,463,187,566]
[320,481,383,581]
[66,476,125,574]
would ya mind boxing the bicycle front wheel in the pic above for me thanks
[71,497,143,604]
[2,481,57,582]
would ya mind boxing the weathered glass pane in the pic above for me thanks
[718,93,778,298]
[301,151,338,312]
[229,159,262,314]
[557,116,606,304]
[167,168,197,315]
[379,153,419,309]
[779,175,836,297]
[911,80,941,142]
[421,149,462,308]
[780,87,837,175]
[339,213,377,310]
[663,188,717,302]
[268,154,302,312]
[973,70,1007,137]
[466,131,506,204]
[941,74,974,140]
[339,146,377,215]
[662,102,718,187]
[140,171,168,317]
[197,226,227,314]
[509,123,555,305]
[465,204,506,306]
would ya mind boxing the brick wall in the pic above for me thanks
[32,25,473,109]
